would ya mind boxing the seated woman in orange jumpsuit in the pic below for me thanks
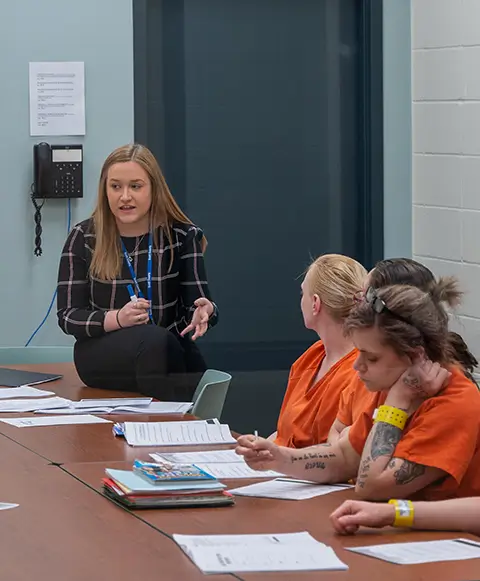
[237,278,480,502]
[328,258,478,443]
[273,254,367,448]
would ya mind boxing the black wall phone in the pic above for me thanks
[33,142,83,199]
[31,143,84,256]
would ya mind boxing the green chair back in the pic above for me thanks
[191,369,232,420]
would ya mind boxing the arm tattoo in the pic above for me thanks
[356,455,371,489]
[305,461,325,470]
[393,459,426,485]
[370,422,402,460]
[291,444,336,464]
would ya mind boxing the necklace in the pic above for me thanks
[126,234,146,262]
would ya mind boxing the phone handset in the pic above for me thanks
[33,142,53,198]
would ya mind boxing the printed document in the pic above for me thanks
[124,421,236,446]
[0,396,70,413]
[0,414,111,428]
[173,532,348,573]
[151,449,241,464]
[230,478,353,500]
[347,538,480,565]
[0,386,54,399]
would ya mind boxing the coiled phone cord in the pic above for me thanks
[30,183,45,257]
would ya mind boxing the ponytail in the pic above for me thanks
[448,331,479,386]
[429,276,462,309]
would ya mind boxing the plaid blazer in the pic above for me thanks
[57,218,218,340]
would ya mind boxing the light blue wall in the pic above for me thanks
[383,0,412,258]
[0,0,134,346]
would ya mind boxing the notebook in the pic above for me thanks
[0,368,62,388]
[103,465,233,509]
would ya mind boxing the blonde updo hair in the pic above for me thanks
[305,254,367,321]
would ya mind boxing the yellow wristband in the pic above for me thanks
[374,405,408,429]
[388,499,414,528]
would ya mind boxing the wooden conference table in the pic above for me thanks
[1,362,479,581]
[0,434,231,581]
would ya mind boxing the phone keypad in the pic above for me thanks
[54,162,83,198]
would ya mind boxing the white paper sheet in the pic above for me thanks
[173,532,348,573]
[193,462,282,479]
[150,449,242,464]
[36,401,193,415]
[0,503,18,510]
[29,61,86,136]
[230,478,353,500]
[0,415,111,427]
[124,421,236,446]
[72,397,152,408]
[0,396,70,413]
[347,538,480,565]
[0,386,54,399]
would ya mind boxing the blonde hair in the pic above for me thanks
[90,143,206,280]
[305,254,367,321]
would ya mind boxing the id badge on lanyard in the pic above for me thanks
[121,231,153,323]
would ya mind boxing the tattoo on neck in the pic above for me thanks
[403,374,420,387]
[393,459,426,485]
[370,422,402,460]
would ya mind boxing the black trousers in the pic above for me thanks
[74,325,206,401]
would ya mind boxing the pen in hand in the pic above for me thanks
[253,430,260,454]
[127,284,138,304]
[127,284,153,323]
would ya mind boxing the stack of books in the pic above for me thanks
[102,459,234,509]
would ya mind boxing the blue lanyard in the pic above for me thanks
[121,231,153,322]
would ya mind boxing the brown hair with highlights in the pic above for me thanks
[90,143,205,280]
[345,278,462,366]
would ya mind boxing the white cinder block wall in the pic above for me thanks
[412,0,480,361]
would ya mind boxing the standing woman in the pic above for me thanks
[57,144,218,401]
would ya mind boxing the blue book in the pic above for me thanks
[105,469,225,494]
[132,459,215,484]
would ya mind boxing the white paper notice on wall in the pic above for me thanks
[29,61,86,136]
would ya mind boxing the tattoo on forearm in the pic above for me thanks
[393,459,426,485]
[370,422,402,460]
[356,455,371,489]
[305,461,326,470]
[291,445,336,464]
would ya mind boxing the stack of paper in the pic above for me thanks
[151,450,282,479]
[74,397,152,408]
[173,532,348,573]
[229,478,353,500]
[123,421,237,447]
[347,538,480,565]
[35,400,193,415]
[102,461,234,509]
[0,386,55,399]
[0,396,71,413]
